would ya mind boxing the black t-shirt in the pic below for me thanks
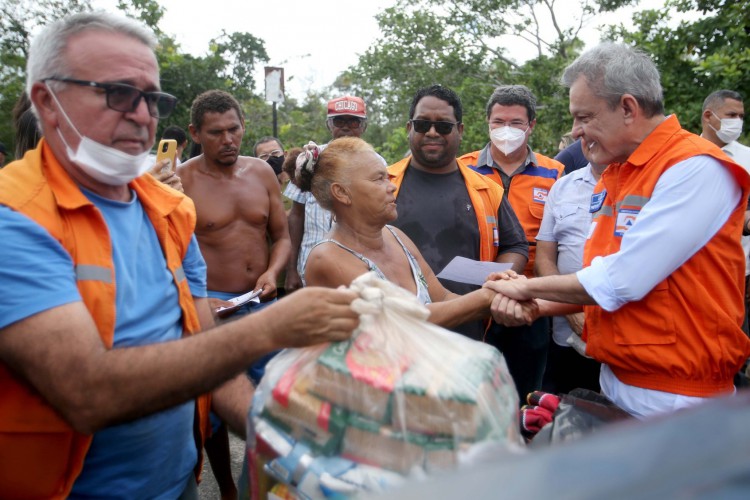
[393,166,489,340]
[394,167,480,289]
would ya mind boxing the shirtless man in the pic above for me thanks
[179,90,291,310]
[177,90,291,499]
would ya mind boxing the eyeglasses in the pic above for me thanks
[409,119,460,135]
[258,149,284,161]
[43,77,178,118]
[492,120,529,130]
[330,116,365,129]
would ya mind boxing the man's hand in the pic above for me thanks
[483,272,533,301]
[208,297,236,319]
[284,266,303,294]
[565,312,585,336]
[261,287,359,347]
[485,269,523,282]
[254,271,278,300]
[489,293,540,326]
[148,159,183,192]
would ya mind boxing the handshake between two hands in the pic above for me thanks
[482,270,540,327]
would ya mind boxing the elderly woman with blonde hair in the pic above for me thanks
[298,137,497,329]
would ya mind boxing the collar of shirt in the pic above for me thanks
[478,143,537,180]
[722,141,750,172]
[575,163,598,186]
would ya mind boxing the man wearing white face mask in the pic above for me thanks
[0,12,359,499]
[461,85,564,401]
[701,90,749,167]
[701,89,750,339]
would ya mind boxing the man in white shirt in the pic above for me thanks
[700,90,750,168]
[535,156,606,394]
[701,90,750,336]
[485,43,750,420]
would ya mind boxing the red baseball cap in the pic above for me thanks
[327,96,367,119]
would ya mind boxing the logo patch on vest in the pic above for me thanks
[532,187,548,204]
[615,208,639,237]
[590,190,606,213]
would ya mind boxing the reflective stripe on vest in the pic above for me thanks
[617,195,650,212]
[75,265,112,283]
[174,266,186,283]
[592,205,614,219]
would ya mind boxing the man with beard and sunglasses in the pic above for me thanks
[388,84,528,342]
[178,90,292,498]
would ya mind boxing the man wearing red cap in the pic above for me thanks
[325,95,368,137]
[284,96,375,292]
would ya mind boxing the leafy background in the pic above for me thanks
[1,0,747,163]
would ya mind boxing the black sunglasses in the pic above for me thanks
[409,119,460,135]
[330,116,365,129]
[44,77,177,119]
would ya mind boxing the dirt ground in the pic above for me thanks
[198,431,246,500]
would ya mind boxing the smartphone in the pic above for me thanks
[156,139,178,173]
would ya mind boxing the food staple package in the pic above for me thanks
[247,272,521,499]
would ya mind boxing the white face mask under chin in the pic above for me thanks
[710,112,743,145]
[49,87,152,186]
[490,126,528,156]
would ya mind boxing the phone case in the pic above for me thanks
[156,139,178,173]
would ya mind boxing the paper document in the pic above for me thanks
[436,256,513,286]
[215,289,262,314]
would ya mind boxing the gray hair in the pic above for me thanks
[702,89,743,112]
[486,85,537,122]
[561,42,664,118]
[26,11,157,100]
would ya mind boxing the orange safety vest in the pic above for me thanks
[0,140,211,499]
[460,149,564,277]
[388,157,504,262]
[582,115,750,397]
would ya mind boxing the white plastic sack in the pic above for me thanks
[246,272,521,499]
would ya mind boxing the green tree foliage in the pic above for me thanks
[606,0,750,141]
[343,0,638,163]
[0,0,92,159]
[116,0,165,33]
[4,0,747,164]
[156,32,270,156]
[0,0,273,159]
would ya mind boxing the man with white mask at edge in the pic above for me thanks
[700,90,750,339]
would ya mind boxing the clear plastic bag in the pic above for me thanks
[246,272,521,499]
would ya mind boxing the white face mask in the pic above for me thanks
[711,112,743,144]
[490,125,528,156]
[49,87,152,186]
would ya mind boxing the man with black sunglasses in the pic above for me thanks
[0,12,359,498]
[388,84,528,341]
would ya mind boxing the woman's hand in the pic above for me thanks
[489,293,540,326]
